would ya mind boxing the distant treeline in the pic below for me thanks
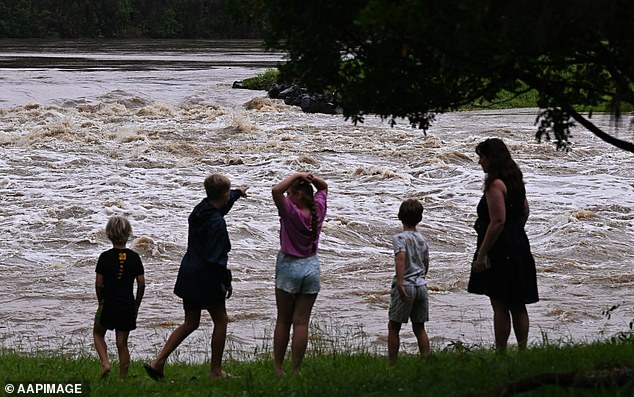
[0,0,260,39]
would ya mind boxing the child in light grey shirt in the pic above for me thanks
[388,198,430,362]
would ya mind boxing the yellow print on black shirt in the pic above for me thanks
[116,252,126,279]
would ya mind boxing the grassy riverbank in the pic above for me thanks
[240,69,634,113]
[1,339,633,396]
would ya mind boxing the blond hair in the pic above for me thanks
[204,174,231,199]
[106,216,132,245]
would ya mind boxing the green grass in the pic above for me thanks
[240,69,280,91]
[463,87,634,113]
[462,88,541,110]
[240,69,634,114]
[1,339,633,396]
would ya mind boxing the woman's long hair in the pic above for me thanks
[290,179,318,247]
[476,138,525,195]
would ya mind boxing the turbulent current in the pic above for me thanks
[0,40,633,361]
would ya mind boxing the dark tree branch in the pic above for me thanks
[562,104,634,153]
[522,75,634,153]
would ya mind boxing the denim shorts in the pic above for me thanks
[389,284,429,323]
[275,251,321,294]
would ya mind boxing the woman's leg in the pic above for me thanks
[273,288,294,376]
[490,298,511,351]
[510,303,529,350]
[150,307,202,374]
[290,293,317,374]
[207,303,229,378]
[115,330,130,378]
[93,323,111,377]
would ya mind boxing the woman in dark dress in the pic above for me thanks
[468,138,538,351]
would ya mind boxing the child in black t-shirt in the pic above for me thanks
[93,216,145,378]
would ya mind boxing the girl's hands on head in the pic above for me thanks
[296,172,312,182]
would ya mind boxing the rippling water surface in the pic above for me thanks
[1,40,633,361]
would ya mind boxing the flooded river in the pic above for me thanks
[1,40,632,362]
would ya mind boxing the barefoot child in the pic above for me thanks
[144,173,248,380]
[272,172,328,376]
[388,199,430,362]
[93,216,145,378]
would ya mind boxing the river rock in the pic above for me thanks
[270,83,339,115]
[234,80,339,115]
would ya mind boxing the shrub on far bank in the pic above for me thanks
[240,69,279,91]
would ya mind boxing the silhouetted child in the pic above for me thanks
[388,199,430,362]
[144,173,248,380]
[93,216,145,378]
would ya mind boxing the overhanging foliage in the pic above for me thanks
[252,0,634,152]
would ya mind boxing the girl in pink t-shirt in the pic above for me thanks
[271,172,328,376]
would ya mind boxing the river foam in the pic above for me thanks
[0,41,632,360]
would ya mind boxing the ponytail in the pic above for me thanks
[308,195,318,249]
[290,179,319,253]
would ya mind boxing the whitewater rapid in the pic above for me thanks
[0,40,632,361]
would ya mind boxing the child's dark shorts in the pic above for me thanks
[95,301,137,331]
[183,299,226,311]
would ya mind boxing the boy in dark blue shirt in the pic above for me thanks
[145,173,247,380]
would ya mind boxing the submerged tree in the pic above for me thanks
[252,0,634,152]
